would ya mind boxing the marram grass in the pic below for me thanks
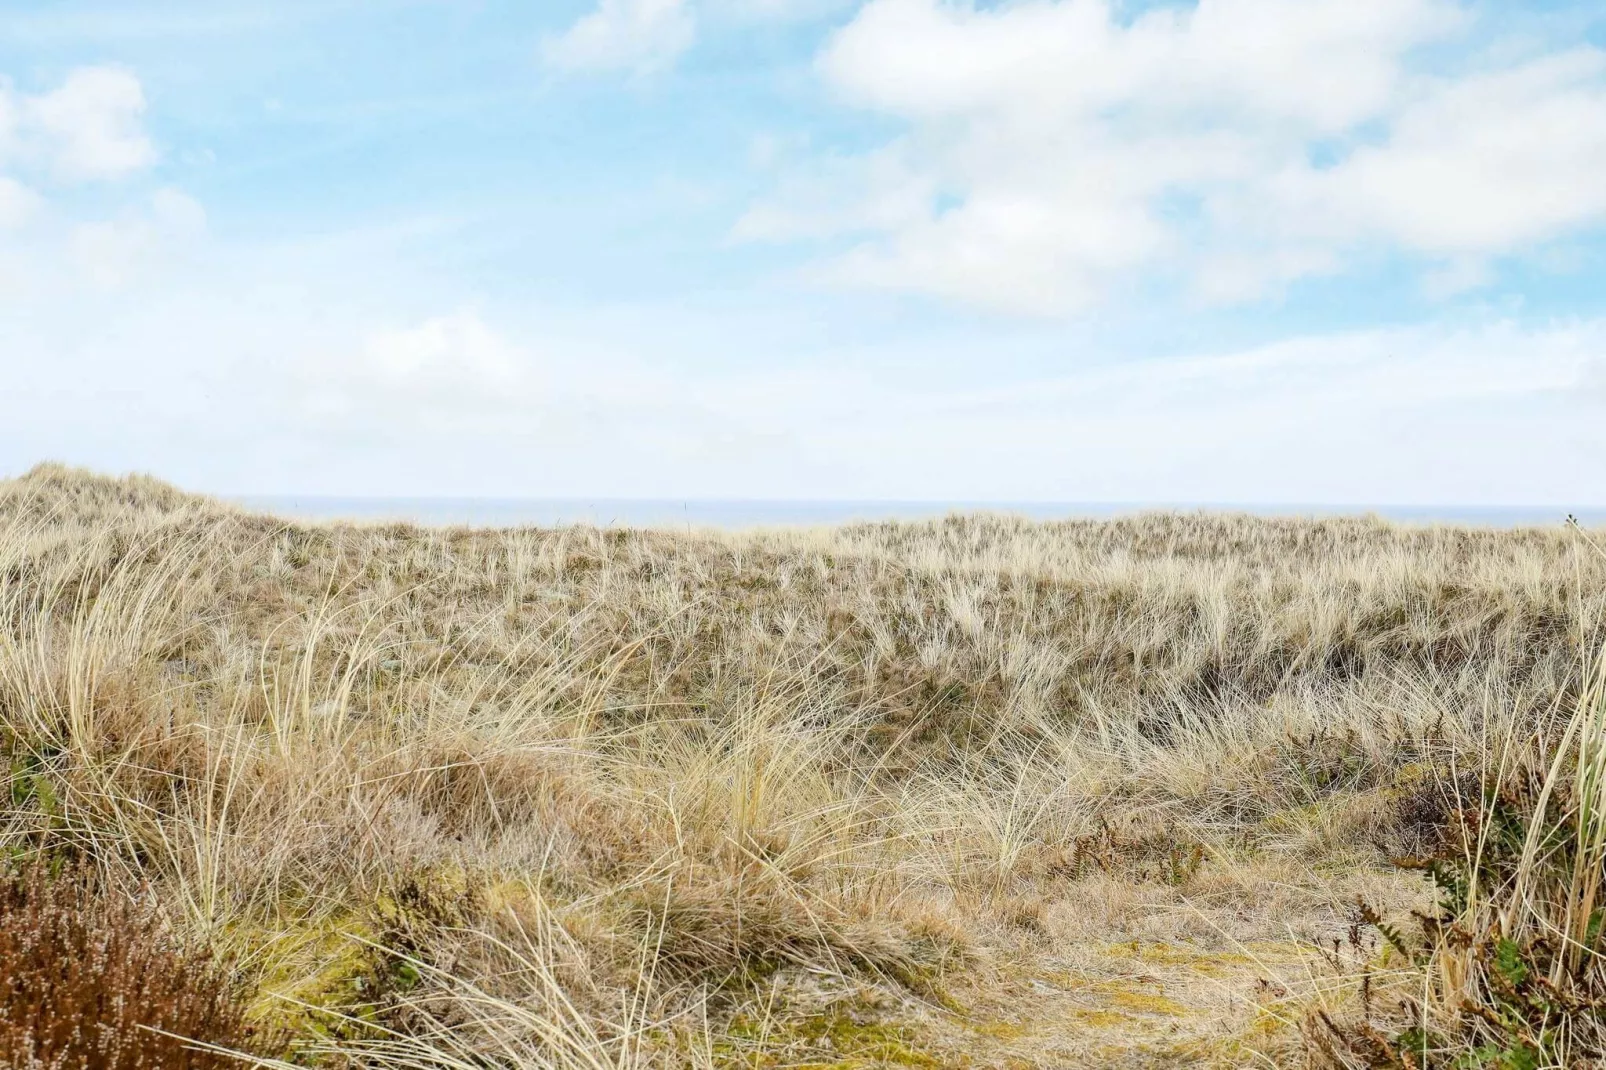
[2,463,1603,1067]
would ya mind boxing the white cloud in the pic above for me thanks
[541,0,696,76]
[299,309,545,434]
[803,318,1605,503]
[817,0,1456,128]
[0,86,17,159]
[540,0,841,75]
[68,187,206,288]
[150,186,206,234]
[0,68,185,295]
[741,0,1606,315]
[0,150,1599,504]
[0,177,41,229]
[0,67,157,244]
[1583,358,1606,404]
[69,219,150,288]
[732,146,936,241]
[22,66,155,181]
[1421,257,1493,301]
[706,0,850,19]
[362,309,524,393]
[1264,49,1606,254]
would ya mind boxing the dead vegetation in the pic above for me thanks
[1,462,1601,1067]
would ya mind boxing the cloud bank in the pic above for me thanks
[738,0,1606,314]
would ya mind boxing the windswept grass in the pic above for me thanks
[1,462,1601,1067]
[1307,534,1606,1068]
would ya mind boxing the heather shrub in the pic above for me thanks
[0,865,269,1070]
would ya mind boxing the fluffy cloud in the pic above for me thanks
[818,0,1455,127]
[707,0,851,18]
[541,0,696,76]
[299,310,545,434]
[0,90,15,157]
[362,310,525,395]
[1264,49,1606,254]
[733,147,937,241]
[68,188,206,288]
[0,177,41,230]
[0,68,191,292]
[9,66,155,181]
[740,0,1606,314]
[276,305,822,494]
[541,0,839,75]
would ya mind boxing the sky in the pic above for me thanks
[1,0,1604,504]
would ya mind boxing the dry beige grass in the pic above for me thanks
[1,462,1602,1067]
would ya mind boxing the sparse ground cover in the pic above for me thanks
[2,464,1603,1067]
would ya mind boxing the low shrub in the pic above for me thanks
[0,865,271,1070]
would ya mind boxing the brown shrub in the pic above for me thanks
[0,865,270,1070]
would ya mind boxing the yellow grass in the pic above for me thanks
[2,462,1602,1067]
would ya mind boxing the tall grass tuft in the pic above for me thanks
[1313,538,1606,1068]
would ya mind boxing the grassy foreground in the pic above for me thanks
[2,464,1604,1067]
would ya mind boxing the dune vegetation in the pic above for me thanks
[3,463,1605,1068]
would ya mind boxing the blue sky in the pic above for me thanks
[1,0,1603,503]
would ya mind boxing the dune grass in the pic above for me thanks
[2,463,1603,1067]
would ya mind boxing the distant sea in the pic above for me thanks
[233,497,1606,531]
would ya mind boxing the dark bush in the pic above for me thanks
[0,865,269,1069]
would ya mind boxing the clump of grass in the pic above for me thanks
[1310,541,1606,1067]
[0,864,271,1069]
[311,880,714,1070]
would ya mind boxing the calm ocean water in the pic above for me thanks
[233,497,1606,531]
